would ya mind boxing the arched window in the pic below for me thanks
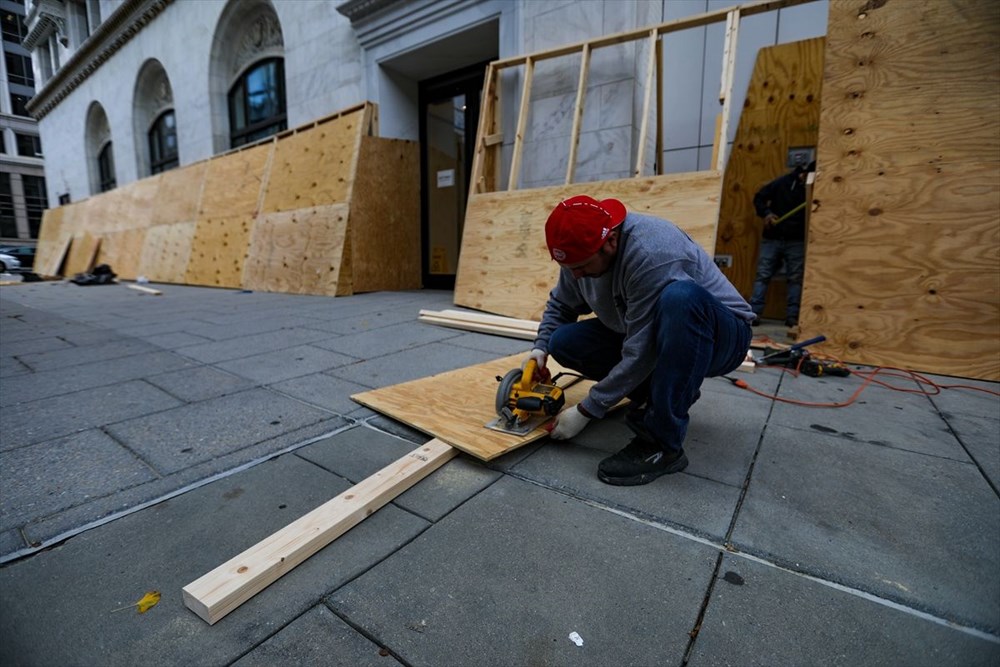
[149,110,178,174]
[228,58,286,148]
[98,142,116,192]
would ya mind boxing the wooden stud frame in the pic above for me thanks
[470,0,816,193]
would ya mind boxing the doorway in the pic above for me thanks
[418,62,488,290]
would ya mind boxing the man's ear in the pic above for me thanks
[604,229,619,254]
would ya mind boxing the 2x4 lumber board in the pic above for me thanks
[138,221,197,284]
[260,111,363,213]
[182,438,458,625]
[242,204,350,296]
[715,9,741,172]
[655,38,663,175]
[490,0,816,69]
[127,283,162,295]
[507,57,535,191]
[565,44,591,184]
[470,64,498,194]
[351,354,592,461]
[454,171,722,320]
[349,137,421,292]
[418,315,538,341]
[634,31,659,177]
[420,309,540,332]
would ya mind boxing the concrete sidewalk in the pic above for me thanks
[0,280,997,666]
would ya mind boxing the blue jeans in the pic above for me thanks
[548,281,752,452]
[750,238,805,320]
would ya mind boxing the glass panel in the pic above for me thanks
[425,94,466,276]
[0,172,15,238]
[22,175,46,237]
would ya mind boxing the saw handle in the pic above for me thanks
[523,358,552,385]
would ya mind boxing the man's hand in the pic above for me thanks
[764,213,779,227]
[549,405,591,440]
[522,348,550,383]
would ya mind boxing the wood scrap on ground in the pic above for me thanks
[418,309,539,340]
[183,438,457,625]
[127,284,163,295]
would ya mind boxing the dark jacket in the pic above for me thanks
[753,169,807,241]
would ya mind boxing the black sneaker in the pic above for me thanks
[598,437,688,486]
[785,317,798,327]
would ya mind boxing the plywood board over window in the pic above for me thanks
[32,101,421,295]
[801,0,1000,380]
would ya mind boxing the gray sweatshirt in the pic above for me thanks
[534,211,753,418]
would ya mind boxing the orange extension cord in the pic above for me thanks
[728,339,1000,408]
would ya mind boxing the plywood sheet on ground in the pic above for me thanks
[95,229,145,280]
[714,37,824,318]
[139,222,196,283]
[801,0,1000,380]
[454,171,722,320]
[260,113,363,213]
[184,216,254,288]
[242,204,350,295]
[152,163,206,226]
[199,141,273,220]
[351,354,593,461]
[349,137,421,292]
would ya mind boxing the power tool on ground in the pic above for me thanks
[757,335,850,377]
[486,359,566,436]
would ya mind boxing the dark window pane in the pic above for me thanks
[0,172,15,238]
[2,12,27,43]
[10,93,31,117]
[15,133,42,157]
[98,143,116,192]
[58,193,71,205]
[148,110,178,175]
[22,175,46,237]
[228,58,285,148]
[4,53,33,87]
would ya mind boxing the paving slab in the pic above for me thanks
[267,371,374,415]
[142,330,215,349]
[0,350,198,407]
[143,365,257,403]
[173,327,332,364]
[295,424,501,522]
[329,476,719,666]
[689,554,1000,666]
[13,337,160,372]
[771,370,968,461]
[329,342,500,389]
[441,330,533,355]
[104,387,338,474]
[925,375,1000,420]
[511,430,741,540]
[685,390,770,487]
[0,354,30,378]
[0,428,157,532]
[233,605,402,667]
[0,379,184,449]
[215,344,357,383]
[0,528,24,554]
[20,418,349,549]
[941,412,1000,490]
[0,455,429,667]
[312,321,460,358]
[732,424,1000,632]
[0,333,74,357]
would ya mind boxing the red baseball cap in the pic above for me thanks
[545,195,627,264]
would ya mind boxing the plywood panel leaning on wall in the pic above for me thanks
[454,171,722,321]
[349,137,421,292]
[199,141,274,221]
[802,0,1000,380]
[151,162,206,226]
[714,37,824,318]
[33,206,67,277]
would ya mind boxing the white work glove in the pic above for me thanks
[549,405,591,440]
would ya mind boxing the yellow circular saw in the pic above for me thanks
[486,359,566,436]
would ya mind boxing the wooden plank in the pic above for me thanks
[242,204,349,296]
[418,315,537,341]
[183,438,458,625]
[351,354,594,461]
[349,137,421,292]
[634,30,658,177]
[713,38,825,319]
[565,44,591,184]
[470,64,497,194]
[260,110,364,213]
[715,8,740,172]
[800,0,1000,380]
[127,284,162,295]
[455,171,722,320]
[421,309,540,332]
[655,37,663,175]
[507,57,535,191]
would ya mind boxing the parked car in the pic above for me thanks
[0,252,22,273]
[0,245,35,269]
